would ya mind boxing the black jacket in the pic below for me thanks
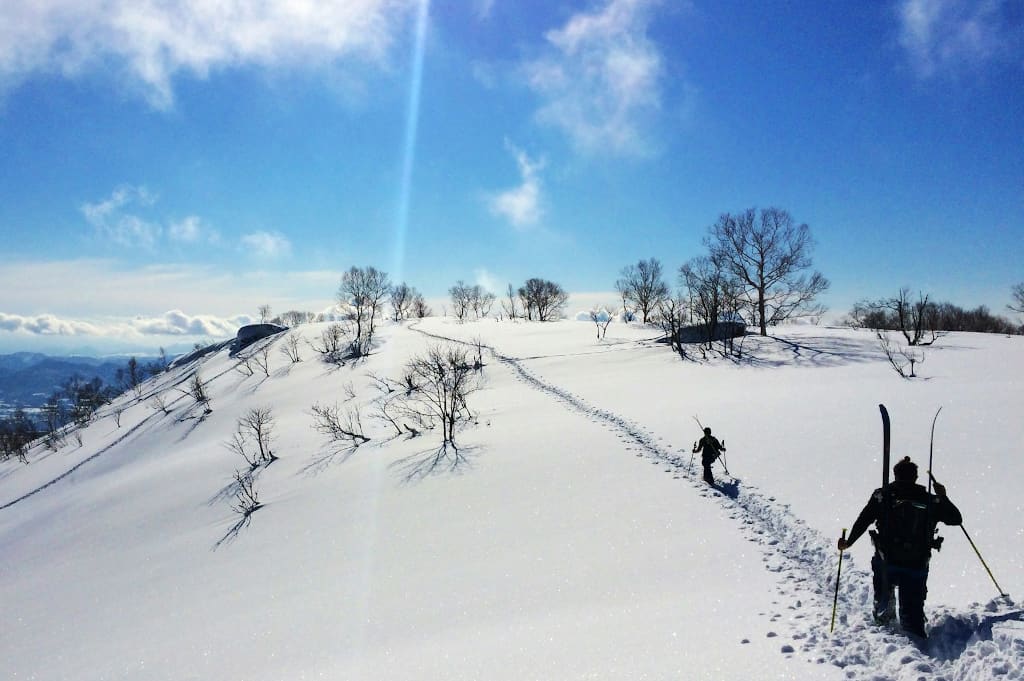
[846,480,962,567]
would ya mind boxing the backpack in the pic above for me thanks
[880,494,934,565]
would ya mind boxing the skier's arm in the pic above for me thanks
[934,492,963,527]
[929,473,963,526]
[840,495,878,550]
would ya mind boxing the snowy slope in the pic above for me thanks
[1,320,1021,681]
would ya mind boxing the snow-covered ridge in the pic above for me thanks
[1,320,1021,680]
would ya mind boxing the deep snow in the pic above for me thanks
[1,319,1021,680]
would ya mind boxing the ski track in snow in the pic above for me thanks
[412,324,1024,680]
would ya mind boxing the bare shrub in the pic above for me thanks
[311,402,370,448]
[149,393,172,415]
[225,407,277,469]
[309,323,350,363]
[180,373,211,412]
[231,471,261,517]
[342,381,357,401]
[280,334,302,363]
[235,355,255,376]
[252,344,271,377]
[877,331,925,379]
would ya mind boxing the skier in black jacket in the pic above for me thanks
[692,427,725,485]
[837,456,962,638]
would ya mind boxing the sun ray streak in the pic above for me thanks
[392,0,430,286]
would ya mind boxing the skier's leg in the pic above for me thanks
[870,554,895,624]
[897,567,928,638]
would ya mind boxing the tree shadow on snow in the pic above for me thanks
[299,443,363,477]
[390,444,480,483]
[213,509,259,550]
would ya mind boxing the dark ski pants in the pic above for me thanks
[702,456,716,484]
[702,461,714,484]
[871,554,928,636]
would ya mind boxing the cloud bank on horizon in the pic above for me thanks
[1,0,1021,352]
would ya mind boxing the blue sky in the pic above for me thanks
[1,0,1022,354]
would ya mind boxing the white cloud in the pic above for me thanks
[487,141,544,229]
[240,231,292,258]
[0,309,250,340]
[168,215,205,243]
[523,0,664,156]
[897,0,1023,78]
[0,0,418,108]
[0,312,107,336]
[130,310,248,337]
[0,259,340,321]
[81,185,162,249]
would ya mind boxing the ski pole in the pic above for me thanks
[688,442,696,472]
[831,528,847,633]
[929,471,1009,600]
[959,524,1009,600]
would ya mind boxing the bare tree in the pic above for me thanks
[278,310,317,326]
[681,256,730,351]
[401,344,481,451]
[449,280,472,321]
[390,282,423,321]
[117,357,144,399]
[0,408,35,463]
[653,296,688,356]
[411,293,432,318]
[257,304,272,324]
[338,266,391,355]
[502,283,520,320]
[588,307,614,340]
[706,207,829,336]
[226,407,277,469]
[616,258,669,324]
[517,278,568,321]
[1009,283,1024,314]
[471,286,496,319]
[853,288,938,346]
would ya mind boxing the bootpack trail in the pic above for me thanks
[415,325,1024,680]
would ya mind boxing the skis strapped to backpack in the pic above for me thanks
[878,405,892,616]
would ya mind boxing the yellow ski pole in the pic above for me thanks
[831,529,847,633]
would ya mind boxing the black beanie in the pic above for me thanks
[893,456,918,481]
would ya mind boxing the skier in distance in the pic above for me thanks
[692,427,725,485]
[837,456,962,639]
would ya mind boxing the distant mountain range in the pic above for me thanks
[0,352,133,408]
